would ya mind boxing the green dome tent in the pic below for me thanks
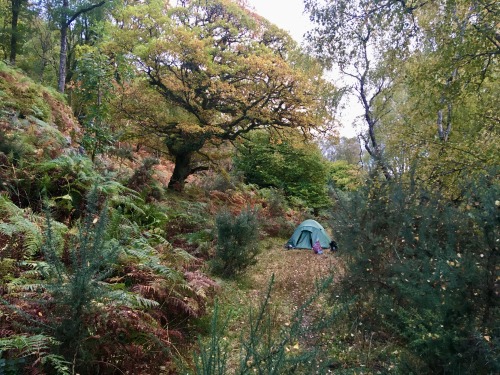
[286,219,331,249]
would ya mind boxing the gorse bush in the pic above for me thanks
[0,187,120,374]
[192,301,229,375]
[45,188,121,363]
[193,275,336,375]
[211,208,260,278]
[330,171,499,374]
[237,275,334,374]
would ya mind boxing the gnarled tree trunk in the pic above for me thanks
[168,152,192,191]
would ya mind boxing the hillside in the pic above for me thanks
[0,63,210,374]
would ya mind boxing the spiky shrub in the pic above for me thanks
[192,275,336,375]
[192,301,230,375]
[2,190,175,374]
[39,187,122,370]
[330,171,499,374]
[237,275,335,374]
[211,208,260,278]
[0,187,120,374]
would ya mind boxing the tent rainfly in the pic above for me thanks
[286,219,331,249]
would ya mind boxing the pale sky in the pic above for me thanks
[246,0,310,44]
[246,0,360,137]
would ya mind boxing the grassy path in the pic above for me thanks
[211,238,343,373]
[248,238,340,306]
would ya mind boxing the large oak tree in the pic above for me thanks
[110,0,334,191]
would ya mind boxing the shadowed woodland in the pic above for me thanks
[0,0,498,374]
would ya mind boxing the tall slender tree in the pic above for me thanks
[9,0,25,64]
[305,0,424,180]
[49,0,106,92]
[305,0,499,187]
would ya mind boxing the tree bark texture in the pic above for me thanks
[168,152,192,191]
[57,0,106,93]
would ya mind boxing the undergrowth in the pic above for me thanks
[192,274,337,375]
[326,171,499,374]
[211,208,260,278]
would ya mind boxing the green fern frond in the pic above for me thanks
[123,248,157,266]
[134,294,161,309]
[0,333,59,354]
[0,223,16,236]
[174,247,197,261]
[104,290,160,309]
[19,260,51,272]
[98,180,139,198]
[0,196,67,259]
[0,334,70,375]
[144,261,175,278]
[110,194,146,216]
[7,280,46,293]
[0,219,42,250]
[41,354,71,375]
[37,154,92,176]
[37,155,98,194]
[0,195,24,216]
[127,240,157,256]
[124,241,180,279]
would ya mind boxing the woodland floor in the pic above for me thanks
[248,240,341,306]
[210,238,344,372]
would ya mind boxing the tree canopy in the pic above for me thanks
[305,0,499,193]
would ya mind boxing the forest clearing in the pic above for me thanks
[0,0,498,374]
